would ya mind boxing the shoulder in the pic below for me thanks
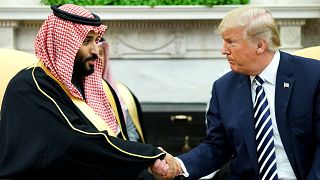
[280,51,320,76]
[8,67,47,88]
[6,67,36,92]
[7,67,64,97]
[280,51,320,67]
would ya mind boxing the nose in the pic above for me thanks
[90,43,99,57]
[221,42,230,55]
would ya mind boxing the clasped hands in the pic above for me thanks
[150,148,183,180]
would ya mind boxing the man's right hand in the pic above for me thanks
[150,150,183,180]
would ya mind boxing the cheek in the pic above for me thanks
[77,47,89,59]
[234,47,252,58]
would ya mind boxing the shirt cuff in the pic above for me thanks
[174,157,189,177]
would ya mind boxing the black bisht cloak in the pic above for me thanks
[0,67,165,179]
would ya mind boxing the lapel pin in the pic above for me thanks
[284,82,289,88]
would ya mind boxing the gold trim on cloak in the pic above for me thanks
[36,61,116,136]
[30,61,165,159]
[102,81,127,140]
[116,82,145,143]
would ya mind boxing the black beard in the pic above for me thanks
[73,54,97,78]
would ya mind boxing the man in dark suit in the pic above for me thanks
[151,6,320,180]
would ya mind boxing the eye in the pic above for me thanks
[227,39,237,47]
[83,39,90,45]
[224,38,231,44]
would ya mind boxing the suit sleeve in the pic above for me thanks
[178,82,232,179]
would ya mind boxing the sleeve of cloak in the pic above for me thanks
[0,68,165,179]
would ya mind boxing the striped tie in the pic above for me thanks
[253,76,278,180]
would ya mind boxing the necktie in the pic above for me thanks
[253,76,278,180]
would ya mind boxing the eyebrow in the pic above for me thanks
[84,36,94,40]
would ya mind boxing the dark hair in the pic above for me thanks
[99,37,105,42]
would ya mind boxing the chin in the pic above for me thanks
[83,68,94,77]
[230,66,243,74]
[87,65,95,73]
[230,65,237,72]
[88,69,94,76]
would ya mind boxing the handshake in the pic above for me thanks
[149,148,184,180]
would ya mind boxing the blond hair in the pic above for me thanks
[217,6,280,52]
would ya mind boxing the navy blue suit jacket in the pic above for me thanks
[179,51,320,180]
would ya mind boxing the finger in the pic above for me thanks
[151,159,162,174]
[161,163,169,176]
[155,160,168,176]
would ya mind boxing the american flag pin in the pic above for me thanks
[284,82,289,88]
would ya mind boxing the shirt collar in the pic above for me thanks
[250,50,280,85]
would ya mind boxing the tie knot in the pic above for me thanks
[255,76,264,86]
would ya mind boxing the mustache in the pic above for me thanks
[85,54,98,61]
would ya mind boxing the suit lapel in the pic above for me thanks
[237,75,259,171]
[275,52,298,175]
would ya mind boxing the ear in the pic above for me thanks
[256,39,267,54]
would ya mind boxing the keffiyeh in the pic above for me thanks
[35,4,118,133]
